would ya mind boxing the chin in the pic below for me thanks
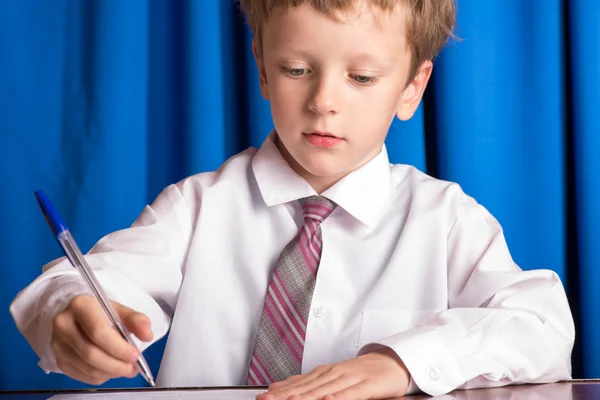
[300,161,348,179]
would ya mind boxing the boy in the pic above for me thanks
[10,0,574,398]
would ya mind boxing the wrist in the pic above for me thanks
[363,346,411,395]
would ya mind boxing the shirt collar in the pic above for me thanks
[252,133,393,228]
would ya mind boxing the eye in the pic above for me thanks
[282,67,308,77]
[351,74,378,85]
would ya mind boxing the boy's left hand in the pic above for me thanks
[256,347,410,400]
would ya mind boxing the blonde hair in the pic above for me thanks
[238,0,456,84]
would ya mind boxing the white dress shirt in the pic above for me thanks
[10,134,574,396]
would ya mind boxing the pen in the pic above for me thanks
[34,190,156,387]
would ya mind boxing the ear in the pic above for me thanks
[252,39,270,100]
[396,60,433,121]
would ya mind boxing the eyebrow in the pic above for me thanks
[349,52,397,69]
[352,52,383,61]
[276,48,393,64]
[270,44,398,71]
[271,42,315,58]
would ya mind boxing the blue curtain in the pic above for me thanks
[1,0,598,391]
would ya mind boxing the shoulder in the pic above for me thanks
[389,164,488,230]
[391,164,477,208]
[148,147,259,210]
[176,147,258,194]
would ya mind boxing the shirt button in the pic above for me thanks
[314,306,326,319]
[429,369,439,381]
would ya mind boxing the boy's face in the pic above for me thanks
[254,3,432,192]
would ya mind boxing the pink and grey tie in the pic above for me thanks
[246,195,337,385]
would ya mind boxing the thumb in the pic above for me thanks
[111,302,154,342]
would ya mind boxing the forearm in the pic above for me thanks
[360,270,574,396]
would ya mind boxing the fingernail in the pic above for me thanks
[130,351,139,362]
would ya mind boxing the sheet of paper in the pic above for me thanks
[48,388,266,400]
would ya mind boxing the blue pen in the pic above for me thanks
[34,190,156,387]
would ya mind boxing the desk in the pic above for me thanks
[1,381,599,399]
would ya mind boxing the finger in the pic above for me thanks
[268,367,327,393]
[268,374,305,390]
[259,375,306,400]
[53,305,139,375]
[330,381,372,400]
[57,306,138,375]
[54,337,138,380]
[60,358,111,386]
[298,376,364,400]
[53,339,111,386]
[114,302,153,342]
[70,296,140,363]
[54,317,138,378]
[65,332,139,378]
[267,370,343,399]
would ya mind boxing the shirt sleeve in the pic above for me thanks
[9,183,194,374]
[359,204,575,396]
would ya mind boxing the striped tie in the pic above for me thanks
[246,195,337,385]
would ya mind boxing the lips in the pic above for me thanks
[307,131,339,138]
[304,131,344,148]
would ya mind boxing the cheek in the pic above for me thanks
[270,83,305,126]
[350,92,399,129]
[270,94,292,125]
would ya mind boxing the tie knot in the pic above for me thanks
[299,195,337,223]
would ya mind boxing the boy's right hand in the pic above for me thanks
[51,295,153,385]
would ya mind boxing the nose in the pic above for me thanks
[308,75,340,116]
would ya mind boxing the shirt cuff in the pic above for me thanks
[405,376,420,395]
[11,275,93,374]
[357,343,420,395]
[359,326,465,397]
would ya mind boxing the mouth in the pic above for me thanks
[303,131,344,148]
[305,131,340,139]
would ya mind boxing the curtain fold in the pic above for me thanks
[569,0,600,380]
[0,0,597,390]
